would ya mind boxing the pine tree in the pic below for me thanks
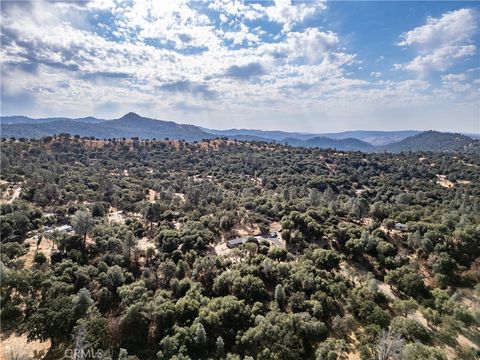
[275,284,286,309]
[194,323,206,344]
[73,288,93,318]
[215,336,224,358]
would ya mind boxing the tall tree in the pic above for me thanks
[123,231,138,263]
[72,210,94,245]
[144,202,161,231]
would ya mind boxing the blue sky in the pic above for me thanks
[1,0,479,132]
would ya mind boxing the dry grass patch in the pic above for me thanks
[0,331,50,360]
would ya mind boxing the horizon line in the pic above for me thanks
[1,113,478,135]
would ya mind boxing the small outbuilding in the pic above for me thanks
[45,224,74,234]
[394,223,408,231]
[226,237,248,248]
[268,231,277,238]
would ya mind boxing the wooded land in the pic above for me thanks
[1,136,479,360]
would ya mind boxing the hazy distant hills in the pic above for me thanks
[1,113,479,153]
[204,128,420,145]
[376,130,480,153]
[1,115,106,125]
[1,113,214,142]
[315,130,421,146]
[203,128,316,142]
[1,120,124,139]
[283,136,375,152]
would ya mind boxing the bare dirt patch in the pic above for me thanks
[1,186,21,204]
[269,222,282,232]
[268,236,286,249]
[456,287,479,310]
[108,208,126,224]
[21,235,54,268]
[346,332,362,360]
[325,163,337,172]
[137,237,155,252]
[174,193,185,202]
[377,282,398,300]
[360,217,373,226]
[147,189,157,202]
[232,223,260,238]
[214,242,231,256]
[436,174,454,188]
[407,254,434,287]
[460,161,479,168]
[457,333,480,350]
[408,310,428,328]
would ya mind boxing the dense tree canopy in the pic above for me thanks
[0,137,479,359]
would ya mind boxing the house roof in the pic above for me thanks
[227,237,248,245]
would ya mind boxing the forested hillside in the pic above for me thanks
[376,131,480,153]
[1,137,479,360]
[0,113,214,142]
[284,136,375,152]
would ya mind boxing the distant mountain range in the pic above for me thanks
[206,128,421,146]
[1,113,479,153]
[0,115,106,125]
[1,113,211,141]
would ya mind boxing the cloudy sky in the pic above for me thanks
[1,0,479,132]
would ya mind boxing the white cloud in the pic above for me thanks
[219,13,228,24]
[258,28,346,65]
[106,0,221,51]
[265,0,326,32]
[437,72,473,94]
[397,8,477,76]
[209,0,325,32]
[441,73,467,82]
[0,0,478,132]
[401,44,476,74]
[222,23,260,46]
[208,0,265,21]
[399,8,476,47]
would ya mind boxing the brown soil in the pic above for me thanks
[108,208,126,224]
[137,237,155,252]
[0,186,21,204]
[436,174,455,188]
[147,189,157,202]
[21,235,54,268]
[174,193,185,202]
